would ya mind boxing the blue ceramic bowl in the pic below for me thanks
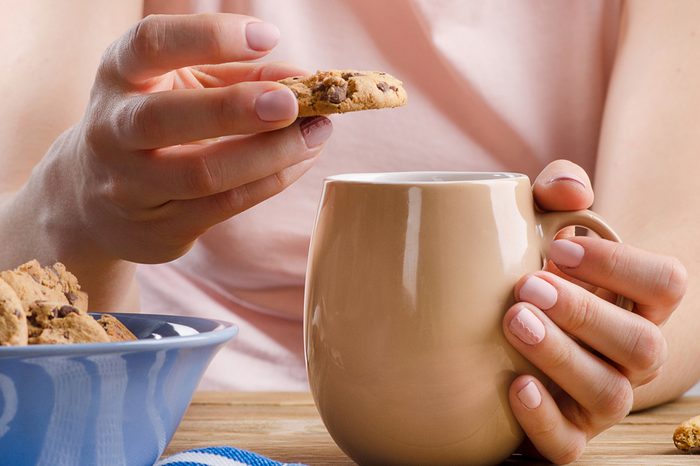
[0,312,237,466]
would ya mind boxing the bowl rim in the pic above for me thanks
[0,312,238,358]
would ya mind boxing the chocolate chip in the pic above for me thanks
[64,291,78,304]
[390,85,399,92]
[377,82,390,92]
[341,72,363,79]
[312,82,327,92]
[54,305,79,319]
[63,331,71,339]
[327,85,347,104]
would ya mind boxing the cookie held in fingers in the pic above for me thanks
[674,414,700,452]
[278,70,407,116]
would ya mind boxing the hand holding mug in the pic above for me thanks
[304,161,686,465]
[506,160,687,464]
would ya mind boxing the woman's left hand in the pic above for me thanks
[504,160,688,464]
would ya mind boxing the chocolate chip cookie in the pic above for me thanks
[96,314,137,342]
[27,301,110,345]
[279,70,407,116]
[674,414,700,452]
[0,278,27,346]
[16,260,88,312]
[0,269,67,309]
[0,260,132,346]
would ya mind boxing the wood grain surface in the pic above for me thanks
[165,392,700,465]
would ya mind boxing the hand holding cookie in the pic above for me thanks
[36,14,333,265]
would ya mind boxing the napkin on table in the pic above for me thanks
[154,446,307,466]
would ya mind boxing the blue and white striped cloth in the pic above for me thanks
[154,446,307,466]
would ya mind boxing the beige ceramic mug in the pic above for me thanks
[304,172,625,465]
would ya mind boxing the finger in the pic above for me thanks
[516,272,668,385]
[545,225,599,292]
[190,62,308,88]
[547,237,688,323]
[533,159,594,211]
[510,376,587,464]
[503,304,634,424]
[106,14,280,84]
[115,81,298,149]
[119,117,331,205]
[160,155,318,241]
[544,259,598,293]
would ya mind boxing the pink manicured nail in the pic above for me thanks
[255,89,297,122]
[517,381,542,409]
[300,116,333,148]
[245,22,280,51]
[509,307,545,345]
[549,239,585,268]
[546,174,586,189]
[519,276,558,310]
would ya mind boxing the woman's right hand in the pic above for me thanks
[37,13,331,264]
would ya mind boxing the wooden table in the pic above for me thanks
[166,392,700,465]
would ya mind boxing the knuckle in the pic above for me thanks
[216,184,251,217]
[638,367,662,386]
[128,15,164,63]
[211,94,237,134]
[101,181,137,219]
[548,343,574,372]
[96,45,118,82]
[82,97,116,155]
[203,17,224,59]
[551,438,586,465]
[592,375,633,421]
[117,97,161,146]
[83,117,109,155]
[628,323,667,373]
[272,170,290,191]
[655,257,688,306]
[602,242,629,280]
[530,418,559,438]
[567,292,596,334]
[187,155,222,196]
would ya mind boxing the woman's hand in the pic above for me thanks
[36,13,330,264]
[504,160,687,464]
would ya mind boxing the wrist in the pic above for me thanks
[4,127,136,311]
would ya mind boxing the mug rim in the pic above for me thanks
[325,171,528,184]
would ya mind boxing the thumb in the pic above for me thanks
[532,159,594,211]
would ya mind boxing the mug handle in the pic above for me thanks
[537,209,634,312]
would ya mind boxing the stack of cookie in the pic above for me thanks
[0,260,135,345]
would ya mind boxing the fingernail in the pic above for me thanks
[300,116,333,148]
[246,21,280,51]
[255,89,297,122]
[519,276,558,310]
[509,307,545,345]
[547,174,586,189]
[549,239,585,268]
[517,381,542,409]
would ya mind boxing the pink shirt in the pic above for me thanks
[138,0,622,390]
